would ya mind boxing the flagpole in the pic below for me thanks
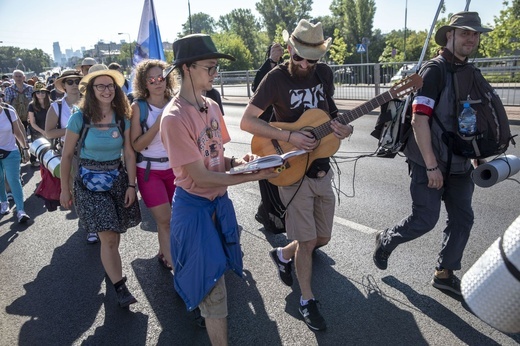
[188,0,193,34]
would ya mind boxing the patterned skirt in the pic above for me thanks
[73,158,141,233]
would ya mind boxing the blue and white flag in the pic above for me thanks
[133,0,165,66]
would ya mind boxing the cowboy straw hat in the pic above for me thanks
[282,19,332,60]
[32,81,49,95]
[79,64,125,94]
[163,34,235,78]
[435,11,493,46]
[54,69,83,93]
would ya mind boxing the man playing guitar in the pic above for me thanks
[240,19,352,331]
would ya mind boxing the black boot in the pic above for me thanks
[114,277,137,308]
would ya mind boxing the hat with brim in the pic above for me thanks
[282,19,332,61]
[79,64,125,94]
[32,81,49,95]
[435,11,493,46]
[54,69,83,93]
[163,34,235,78]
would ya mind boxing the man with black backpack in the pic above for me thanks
[373,12,505,297]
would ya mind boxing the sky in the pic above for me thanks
[0,0,507,58]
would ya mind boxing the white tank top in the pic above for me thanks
[136,103,170,170]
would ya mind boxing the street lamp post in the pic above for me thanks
[118,32,132,67]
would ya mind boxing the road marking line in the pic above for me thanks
[244,188,377,234]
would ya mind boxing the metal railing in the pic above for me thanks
[216,57,520,106]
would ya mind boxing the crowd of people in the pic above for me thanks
[0,11,500,345]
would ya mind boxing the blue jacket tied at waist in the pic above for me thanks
[170,187,243,311]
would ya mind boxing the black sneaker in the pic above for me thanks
[269,248,293,286]
[373,231,391,270]
[431,269,462,295]
[299,300,326,331]
[116,279,137,308]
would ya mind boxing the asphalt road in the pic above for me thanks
[1,104,519,345]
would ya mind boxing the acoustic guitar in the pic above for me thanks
[251,74,423,186]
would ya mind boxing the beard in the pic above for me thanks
[288,60,316,79]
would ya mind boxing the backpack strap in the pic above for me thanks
[136,99,150,133]
[57,99,63,129]
[2,103,14,133]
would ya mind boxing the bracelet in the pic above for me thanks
[23,147,29,150]
[287,131,293,142]
[230,156,236,168]
[128,184,136,188]
[426,166,439,172]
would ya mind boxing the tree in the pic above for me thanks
[217,9,263,66]
[329,28,350,64]
[480,0,520,57]
[256,0,313,42]
[211,33,253,71]
[0,47,51,74]
[181,13,216,35]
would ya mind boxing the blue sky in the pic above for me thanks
[0,0,506,56]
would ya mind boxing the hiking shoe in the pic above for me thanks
[0,201,9,215]
[17,210,30,223]
[373,231,391,270]
[87,232,99,244]
[431,269,462,295]
[116,280,137,308]
[299,300,326,331]
[269,248,293,286]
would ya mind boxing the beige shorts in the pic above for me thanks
[198,276,227,319]
[279,170,335,242]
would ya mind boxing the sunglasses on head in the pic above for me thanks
[292,53,319,64]
[64,79,80,85]
[147,75,166,85]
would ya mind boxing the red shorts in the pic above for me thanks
[136,167,176,208]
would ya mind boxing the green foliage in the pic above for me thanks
[329,28,350,64]
[0,47,52,74]
[211,33,253,71]
[217,9,263,66]
[256,0,313,42]
[181,13,216,35]
[480,2,520,57]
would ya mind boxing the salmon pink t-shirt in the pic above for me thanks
[161,96,230,200]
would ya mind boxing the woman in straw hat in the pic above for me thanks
[60,64,141,308]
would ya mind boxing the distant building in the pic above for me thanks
[53,42,62,65]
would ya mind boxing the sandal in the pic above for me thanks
[157,253,173,270]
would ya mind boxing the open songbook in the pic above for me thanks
[229,149,307,175]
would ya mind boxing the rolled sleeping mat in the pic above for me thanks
[42,149,61,178]
[471,155,520,188]
[461,215,520,333]
[29,137,51,160]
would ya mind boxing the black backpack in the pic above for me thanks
[434,62,516,159]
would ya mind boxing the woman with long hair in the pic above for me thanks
[131,59,176,270]
[27,81,51,166]
[59,64,141,308]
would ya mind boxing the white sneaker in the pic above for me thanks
[0,201,9,215]
[17,210,30,223]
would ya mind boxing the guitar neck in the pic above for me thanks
[312,91,394,140]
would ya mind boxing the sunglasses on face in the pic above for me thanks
[292,53,318,65]
[35,90,48,95]
[147,75,166,85]
[192,63,220,76]
[93,83,115,92]
[64,79,81,86]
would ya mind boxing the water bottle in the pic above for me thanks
[459,102,477,136]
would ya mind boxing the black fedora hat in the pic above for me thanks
[163,34,235,78]
[435,11,492,46]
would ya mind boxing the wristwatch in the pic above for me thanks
[268,58,277,65]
